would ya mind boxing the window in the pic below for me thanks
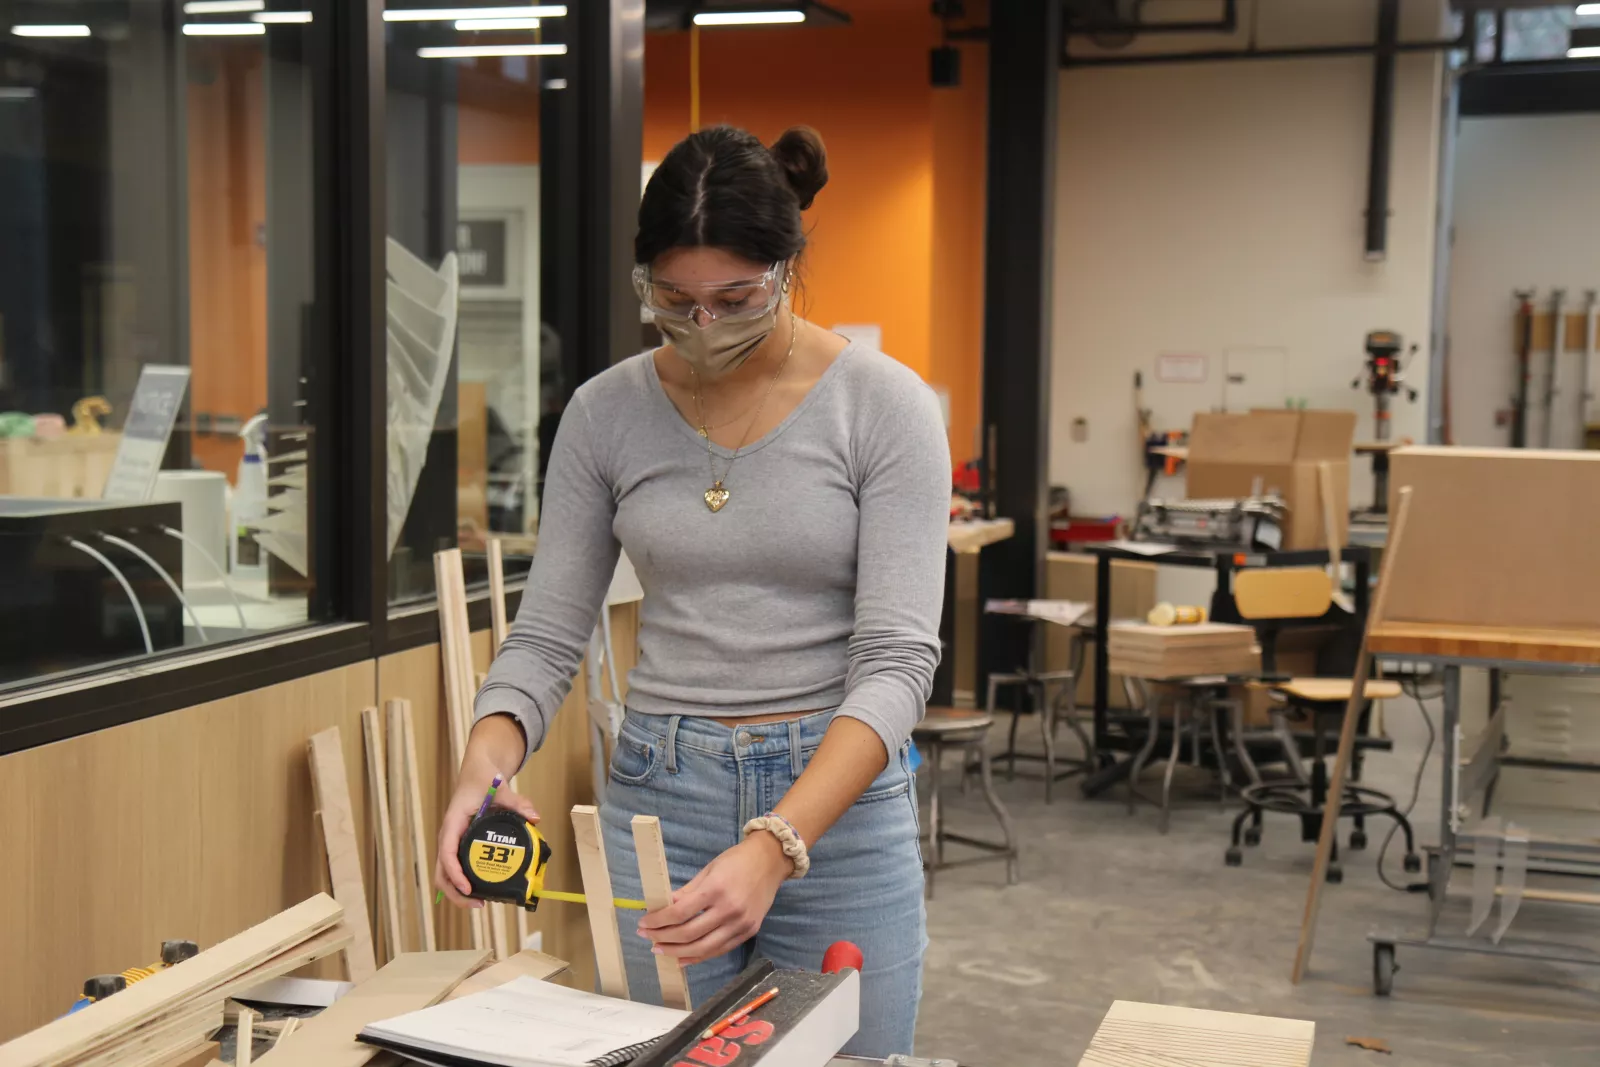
[383,2,574,605]
[0,1,331,690]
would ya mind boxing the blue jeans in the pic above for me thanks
[599,709,926,1058]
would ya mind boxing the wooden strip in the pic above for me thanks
[1292,486,1413,984]
[487,538,509,653]
[394,701,438,952]
[570,806,630,999]
[0,895,341,1067]
[631,815,690,1010]
[146,1041,219,1067]
[362,709,405,964]
[442,950,570,1002]
[252,950,489,1066]
[383,700,418,955]
[235,1009,255,1067]
[273,1020,299,1046]
[308,728,379,983]
[434,551,490,955]
[1499,885,1600,906]
[68,1001,222,1067]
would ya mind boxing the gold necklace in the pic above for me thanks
[693,321,797,513]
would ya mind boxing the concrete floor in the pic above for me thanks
[914,699,1600,1066]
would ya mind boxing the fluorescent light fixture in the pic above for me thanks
[385,6,566,21]
[693,10,805,25]
[10,24,92,37]
[1569,45,1600,56]
[1578,4,1600,15]
[182,22,267,34]
[543,77,567,89]
[455,16,540,29]
[183,0,264,11]
[0,86,38,100]
[418,42,565,57]
[253,11,314,22]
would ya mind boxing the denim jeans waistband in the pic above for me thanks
[619,708,836,778]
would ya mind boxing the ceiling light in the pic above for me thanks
[1569,45,1600,56]
[385,6,566,21]
[0,86,38,100]
[253,11,314,23]
[543,77,567,89]
[183,0,264,12]
[10,24,92,37]
[1578,4,1600,15]
[693,10,805,25]
[418,42,566,57]
[455,17,540,29]
[182,22,267,34]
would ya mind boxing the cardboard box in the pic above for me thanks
[1185,409,1355,550]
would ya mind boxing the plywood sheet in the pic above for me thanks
[1043,553,1157,710]
[1078,1000,1313,1067]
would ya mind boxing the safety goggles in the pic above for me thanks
[632,261,785,325]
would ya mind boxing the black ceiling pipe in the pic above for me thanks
[1364,0,1400,261]
[1060,34,1467,68]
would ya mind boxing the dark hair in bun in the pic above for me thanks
[635,124,830,267]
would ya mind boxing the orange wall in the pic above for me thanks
[643,0,987,460]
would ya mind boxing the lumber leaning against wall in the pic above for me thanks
[0,601,640,1040]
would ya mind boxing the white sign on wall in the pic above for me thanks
[1155,353,1208,384]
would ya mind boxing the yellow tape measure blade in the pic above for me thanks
[531,889,649,911]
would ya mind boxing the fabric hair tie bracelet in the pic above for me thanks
[743,811,811,879]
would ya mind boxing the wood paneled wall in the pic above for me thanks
[0,602,641,1041]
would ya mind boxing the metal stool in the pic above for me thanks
[914,708,1020,897]
[987,618,1092,803]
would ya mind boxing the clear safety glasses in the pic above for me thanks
[632,262,785,325]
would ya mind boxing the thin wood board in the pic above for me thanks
[571,806,629,1000]
[487,538,509,653]
[254,950,489,1066]
[0,895,341,1067]
[441,951,569,1002]
[308,728,379,983]
[235,1009,255,1067]
[631,815,689,1010]
[362,709,405,964]
[384,700,421,954]
[394,701,438,952]
[1078,1000,1313,1067]
[1292,486,1413,984]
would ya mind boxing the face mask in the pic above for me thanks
[656,302,780,380]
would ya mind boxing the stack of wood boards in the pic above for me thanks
[1107,622,1259,680]
[1078,1000,1313,1066]
[0,895,349,1067]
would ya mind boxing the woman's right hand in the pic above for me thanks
[435,714,540,908]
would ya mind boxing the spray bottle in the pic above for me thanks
[232,413,268,581]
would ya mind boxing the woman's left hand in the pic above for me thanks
[637,832,791,966]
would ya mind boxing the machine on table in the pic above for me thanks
[1132,493,1287,552]
[1350,329,1417,518]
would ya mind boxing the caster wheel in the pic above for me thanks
[1225,847,1243,867]
[1403,853,1422,873]
[1350,830,1368,851]
[1243,827,1262,847]
[1373,942,1397,996]
[1326,864,1344,884]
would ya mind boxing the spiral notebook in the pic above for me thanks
[356,976,688,1067]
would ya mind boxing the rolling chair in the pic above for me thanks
[1221,568,1421,882]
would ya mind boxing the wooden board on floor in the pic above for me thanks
[1291,487,1413,985]
[235,1009,255,1067]
[0,895,342,1067]
[147,1040,219,1067]
[1078,1001,1313,1067]
[442,951,570,1002]
[384,700,422,954]
[254,950,489,1066]
[631,815,689,1011]
[487,538,509,653]
[308,728,379,983]
[571,806,630,1000]
[393,701,438,953]
[362,709,405,964]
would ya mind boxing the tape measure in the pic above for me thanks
[457,811,647,911]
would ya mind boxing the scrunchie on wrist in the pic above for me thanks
[743,811,811,879]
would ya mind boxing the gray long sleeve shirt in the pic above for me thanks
[474,342,951,763]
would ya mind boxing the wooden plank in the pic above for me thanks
[1292,486,1413,984]
[1078,1000,1313,1067]
[1368,621,1600,665]
[393,701,438,952]
[235,1009,255,1067]
[0,896,342,1067]
[308,729,379,984]
[487,538,509,653]
[630,815,690,1011]
[434,551,489,955]
[253,951,489,1066]
[384,700,420,954]
[1500,886,1600,907]
[273,1020,300,1046]
[570,806,629,1000]
[362,709,405,964]
[441,951,569,1002]
[146,1041,219,1067]
[68,1000,223,1067]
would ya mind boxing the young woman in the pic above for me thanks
[435,125,949,1057]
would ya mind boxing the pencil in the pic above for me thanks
[437,774,505,905]
[700,986,780,1040]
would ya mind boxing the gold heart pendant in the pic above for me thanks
[704,485,730,513]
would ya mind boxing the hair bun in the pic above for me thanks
[769,126,829,211]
